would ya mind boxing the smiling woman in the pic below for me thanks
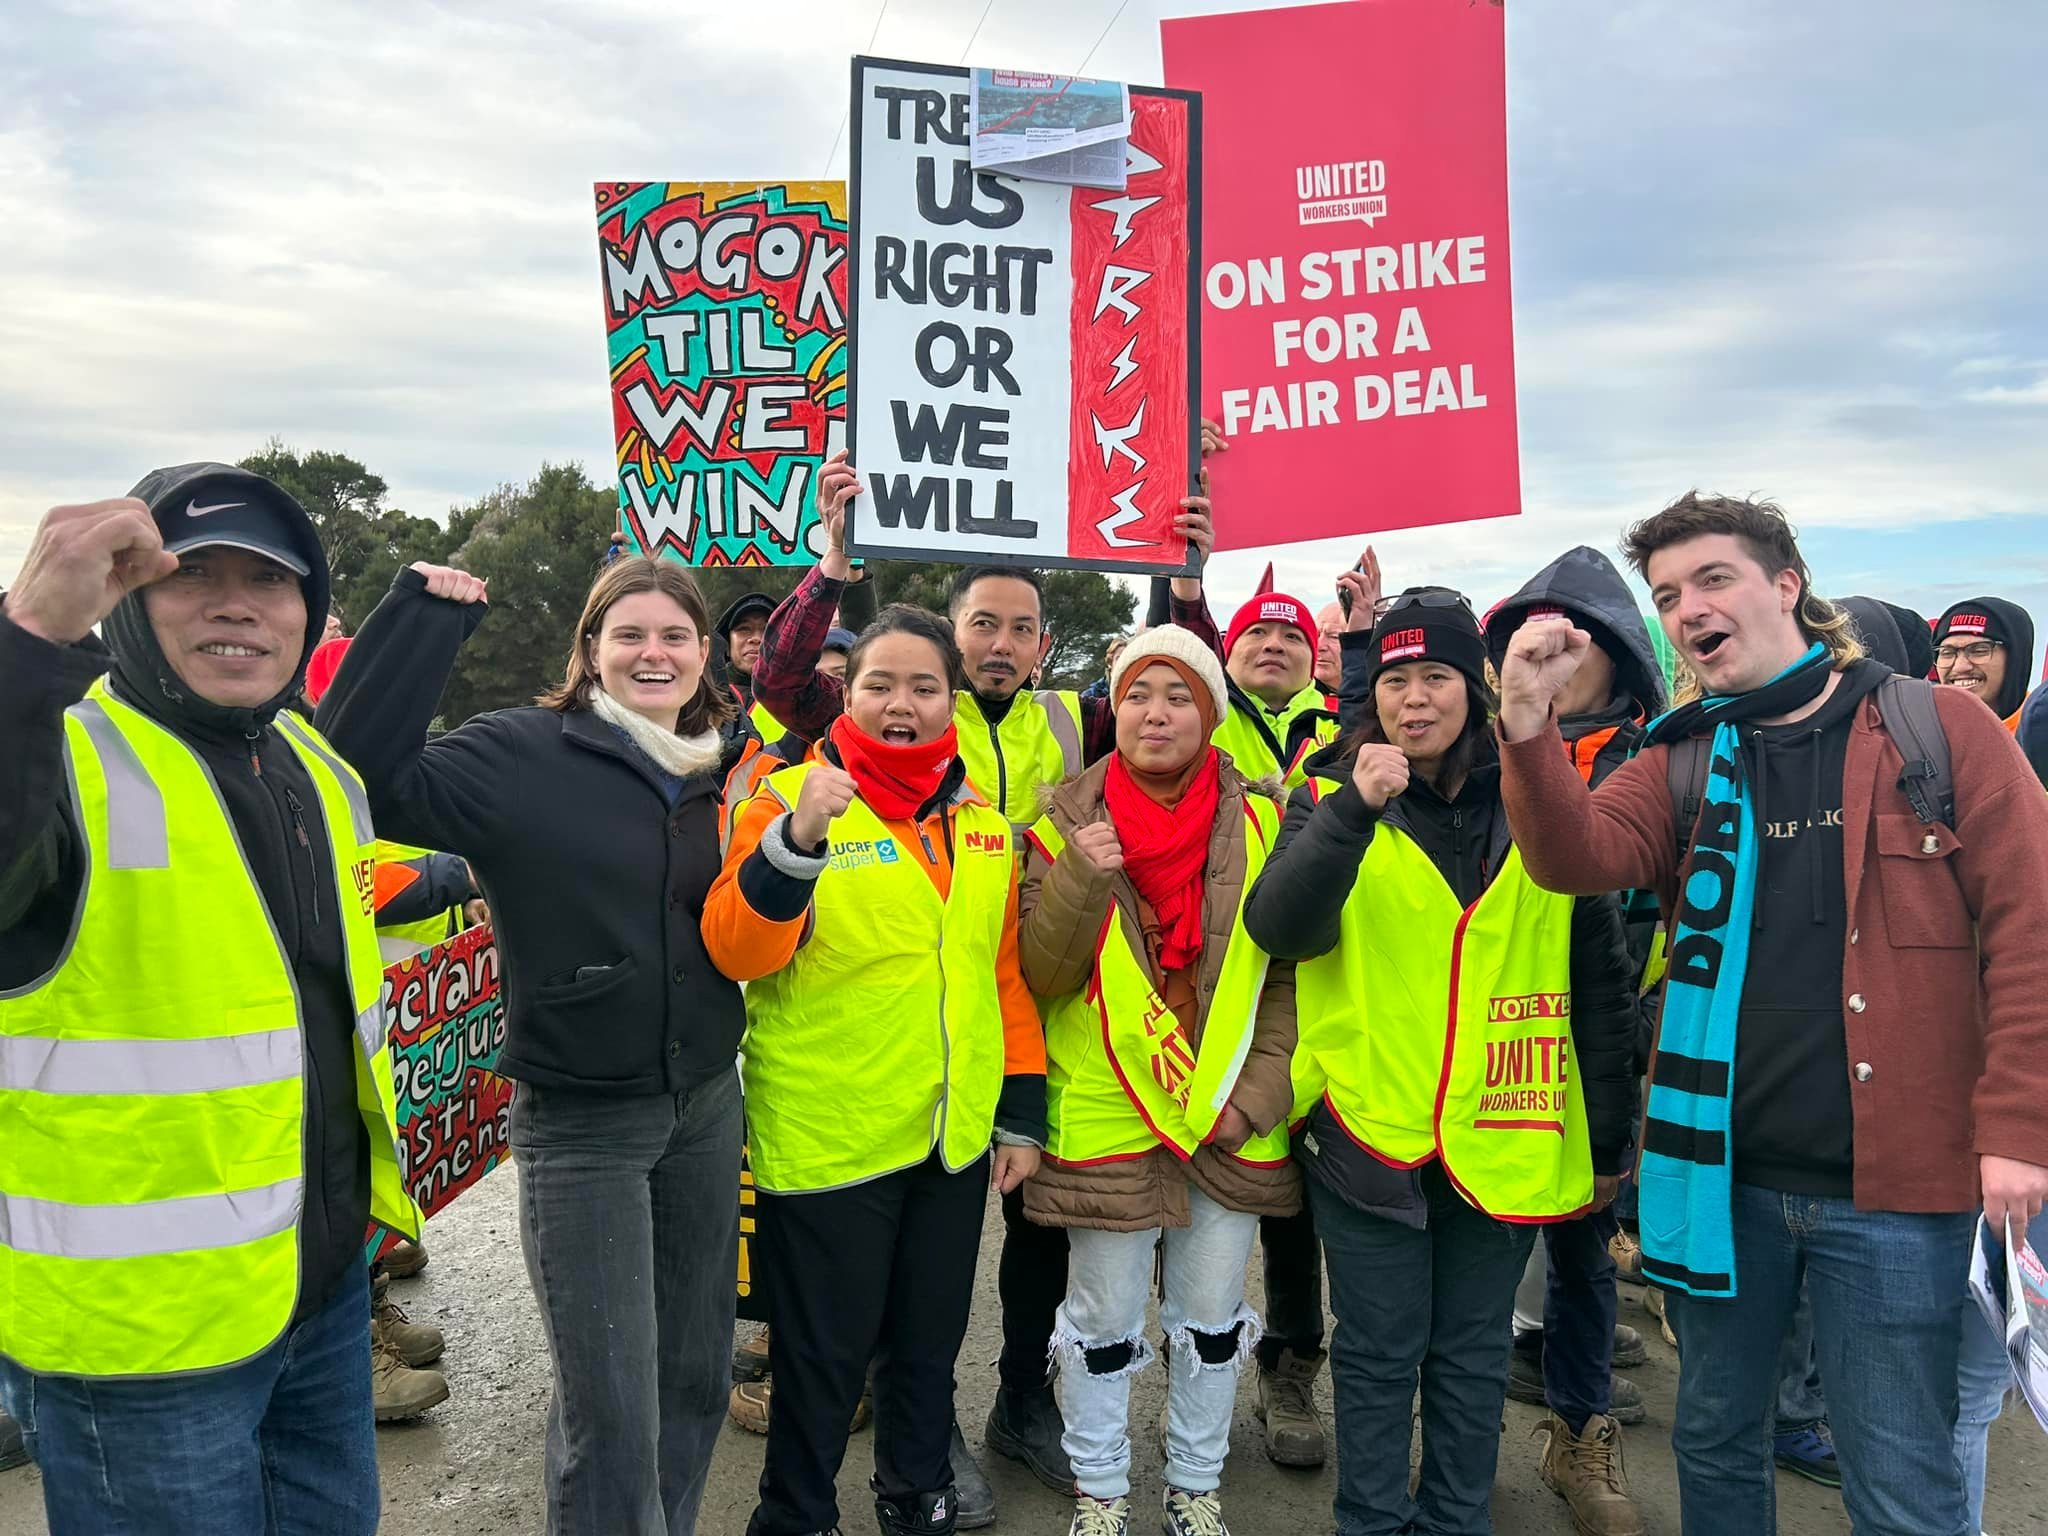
[315,553,747,1534]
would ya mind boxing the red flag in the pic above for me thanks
[1254,561,1275,596]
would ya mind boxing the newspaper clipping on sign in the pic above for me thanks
[970,68,1130,189]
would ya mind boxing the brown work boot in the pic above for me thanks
[372,1272,444,1368]
[727,1376,873,1436]
[371,1327,449,1421]
[1538,1412,1644,1536]
[1607,1228,1643,1283]
[1255,1349,1327,1468]
[381,1238,429,1278]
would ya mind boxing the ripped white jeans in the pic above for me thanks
[1052,1183,1262,1499]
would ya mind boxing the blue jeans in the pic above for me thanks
[514,1070,743,1536]
[1955,1288,2012,1535]
[1666,1184,1974,1536]
[0,1268,377,1536]
[1312,1164,1537,1536]
[1772,1283,1825,1433]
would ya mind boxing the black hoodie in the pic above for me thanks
[1935,595,2036,720]
[0,464,371,1325]
[1483,545,1669,778]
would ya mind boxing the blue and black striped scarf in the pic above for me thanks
[1634,643,1832,1299]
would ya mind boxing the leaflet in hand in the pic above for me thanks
[1968,1216,2048,1433]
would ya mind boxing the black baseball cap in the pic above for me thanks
[142,465,317,577]
[716,592,775,638]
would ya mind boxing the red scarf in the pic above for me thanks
[1103,747,1221,972]
[828,715,959,821]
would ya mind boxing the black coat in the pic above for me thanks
[317,569,745,1094]
[1243,737,1639,1226]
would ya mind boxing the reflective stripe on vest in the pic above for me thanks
[1212,687,1336,788]
[1027,798,1289,1167]
[1292,775,1592,1221]
[738,763,1015,1192]
[0,687,421,1378]
[955,689,1084,827]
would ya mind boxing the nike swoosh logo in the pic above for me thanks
[187,499,246,517]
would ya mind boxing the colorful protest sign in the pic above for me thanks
[596,181,849,567]
[846,57,1201,576]
[1162,1,1519,551]
[365,924,511,1262]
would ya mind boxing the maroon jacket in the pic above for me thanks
[1497,684,2048,1214]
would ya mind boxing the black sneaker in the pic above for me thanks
[984,1384,1074,1493]
[874,1487,959,1534]
[1507,1342,1644,1426]
[0,1410,29,1473]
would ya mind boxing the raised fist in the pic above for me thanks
[1068,819,1125,877]
[788,762,859,849]
[1497,618,1592,742]
[1350,743,1411,812]
[6,499,179,645]
[409,563,489,604]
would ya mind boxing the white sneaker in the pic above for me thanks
[1068,1494,1129,1536]
[1161,1485,1229,1536]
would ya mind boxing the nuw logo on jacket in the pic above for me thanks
[962,830,1007,855]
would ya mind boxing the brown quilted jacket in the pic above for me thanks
[1017,755,1302,1231]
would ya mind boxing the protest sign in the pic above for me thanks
[1162,1,1519,551]
[596,181,849,567]
[846,57,1200,576]
[365,924,512,1262]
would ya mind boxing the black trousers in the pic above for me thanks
[1258,1202,1327,1368]
[997,1183,1070,1392]
[749,1151,989,1536]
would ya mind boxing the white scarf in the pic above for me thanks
[588,685,722,779]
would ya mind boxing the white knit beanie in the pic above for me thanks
[1108,623,1229,726]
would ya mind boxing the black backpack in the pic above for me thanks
[1664,674,1955,857]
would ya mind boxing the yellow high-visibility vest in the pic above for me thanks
[955,689,1084,827]
[1291,774,1593,1221]
[738,763,1016,1192]
[1027,797,1289,1168]
[1212,686,1338,788]
[373,837,464,956]
[750,698,789,744]
[0,684,420,1378]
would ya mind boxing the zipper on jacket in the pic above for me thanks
[284,786,320,927]
[245,730,264,778]
[988,717,1007,820]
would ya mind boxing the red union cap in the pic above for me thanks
[1224,593,1318,662]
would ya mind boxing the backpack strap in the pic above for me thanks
[1874,675,1955,827]
[1664,735,1712,865]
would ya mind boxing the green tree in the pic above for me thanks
[238,440,452,627]
[436,464,620,724]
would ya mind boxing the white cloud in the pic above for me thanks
[2,0,2043,640]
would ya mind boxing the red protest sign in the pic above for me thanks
[1162,0,1519,551]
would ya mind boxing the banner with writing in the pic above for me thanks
[846,56,1200,575]
[1162,1,1519,550]
[365,924,512,1262]
[597,181,850,567]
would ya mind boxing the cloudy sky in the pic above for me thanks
[5,0,2044,664]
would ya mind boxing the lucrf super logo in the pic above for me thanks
[351,858,376,917]
[963,830,1007,855]
[1296,158,1387,228]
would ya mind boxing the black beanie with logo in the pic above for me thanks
[1367,587,1492,698]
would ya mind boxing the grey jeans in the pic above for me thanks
[512,1068,743,1536]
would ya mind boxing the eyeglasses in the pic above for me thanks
[1935,640,2002,666]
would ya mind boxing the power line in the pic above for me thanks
[824,0,893,174]
[1075,0,1132,78]
[958,0,999,63]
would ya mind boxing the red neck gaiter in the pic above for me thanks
[1103,747,1221,971]
[828,715,960,821]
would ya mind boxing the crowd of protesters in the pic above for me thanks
[1,442,2045,1536]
